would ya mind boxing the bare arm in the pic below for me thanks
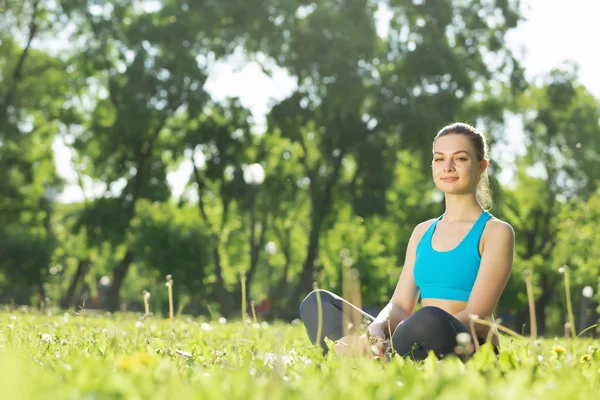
[452,221,515,338]
[370,220,434,337]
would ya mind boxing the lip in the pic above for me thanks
[441,177,458,182]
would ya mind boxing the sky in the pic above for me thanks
[52,0,600,203]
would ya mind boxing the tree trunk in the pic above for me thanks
[60,258,90,309]
[246,204,268,297]
[292,152,345,305]
[273,259,292,309]
[212,246,233,315]
[292,211,323,304]
[535,274,553,336]
[106,250,134,312]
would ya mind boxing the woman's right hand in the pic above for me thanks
[367,320,387,341]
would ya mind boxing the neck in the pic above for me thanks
[442,193,483,222]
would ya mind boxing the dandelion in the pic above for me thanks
[580,354,592,363]
[456,332,472,346]
[116,352,158,372]
[201,323,212,331]
[467,314,479,353]
[558,265,568,273]
[552,345,566,356]
[582,286,594,298]
[538,355,544,362]
[136,321,143,329]
[165,275,174,323]
[41,333,54,344]
[143,290,151,316]
[218,317,227,325]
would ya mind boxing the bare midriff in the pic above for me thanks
[421,298,467,315]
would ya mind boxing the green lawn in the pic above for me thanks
[1,310,599,399]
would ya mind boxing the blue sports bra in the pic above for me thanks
[413,211,492,302]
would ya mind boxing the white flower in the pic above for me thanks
[582,286,594,298]
[264,352,277,366]
[456,332,472,346]
[260,321,269,328]
[201,323,212,331]
[136,321,143,329]
[218,317,227,325]
[558,265,568,273]
[41,333,54,344]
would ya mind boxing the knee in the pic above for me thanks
[390,306,451,343]
[299,289,334,319]
[413,306,450,319]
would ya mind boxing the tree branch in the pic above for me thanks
[0,0,40,135]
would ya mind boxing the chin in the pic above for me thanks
[436,181,472,195]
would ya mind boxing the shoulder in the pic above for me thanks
[408,218,438,245]
[414,218,437,236]
[483,216,515,250]
[485,217,515,240]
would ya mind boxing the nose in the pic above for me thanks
[442,159,455,171]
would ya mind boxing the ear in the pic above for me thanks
[480,159,488,173]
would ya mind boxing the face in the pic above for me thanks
[432,134,487,195]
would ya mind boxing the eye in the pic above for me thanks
[456,157,468,161]
[433,158,443,162]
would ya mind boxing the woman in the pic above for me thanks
[299,123,515,361]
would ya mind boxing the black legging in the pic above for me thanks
[299,289,494,361]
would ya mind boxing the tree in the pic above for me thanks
[60,0,277,310]
[0,1,69,302]
[504,65,600,335]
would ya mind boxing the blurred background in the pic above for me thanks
[1,0,599,336]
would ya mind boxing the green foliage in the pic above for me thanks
[554,188,600,293]
[0,226,55,304]
[130,200,212,298]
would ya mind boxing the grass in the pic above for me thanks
[1,309,599,400]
